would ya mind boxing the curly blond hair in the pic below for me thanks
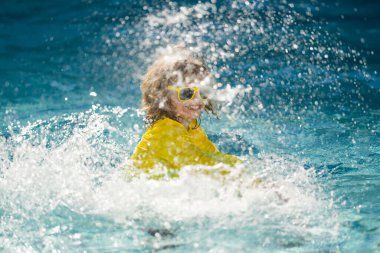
[140,47,216,126]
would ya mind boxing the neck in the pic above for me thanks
[178,118,190,130]
[176,117,195,130]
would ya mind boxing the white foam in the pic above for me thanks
[0,108,340,248]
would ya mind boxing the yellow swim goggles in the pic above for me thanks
[168,85,209,102]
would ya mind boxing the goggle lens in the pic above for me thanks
[179,88,196,100]
[199,89,208,100]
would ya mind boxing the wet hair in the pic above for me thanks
[140,47,216,126]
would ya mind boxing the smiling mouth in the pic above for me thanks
[185,106,202,111]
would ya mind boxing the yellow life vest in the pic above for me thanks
[130,117,239,172]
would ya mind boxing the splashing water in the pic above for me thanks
[1,0,379,252]
[1,106,341,252]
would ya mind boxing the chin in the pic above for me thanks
[181,109,203,121]
[190,112,201,119]
[182,115,198,122]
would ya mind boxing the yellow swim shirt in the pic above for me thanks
[130,117,239,171]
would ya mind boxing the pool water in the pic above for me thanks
[1,0,379,252]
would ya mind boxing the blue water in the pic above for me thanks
[1,0,379,252]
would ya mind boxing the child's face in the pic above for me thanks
[170,84,206,123]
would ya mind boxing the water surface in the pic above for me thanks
[0,0,379,252]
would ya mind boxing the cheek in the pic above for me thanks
[169,96,183,113]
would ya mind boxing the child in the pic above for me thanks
[130,47,239,176]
